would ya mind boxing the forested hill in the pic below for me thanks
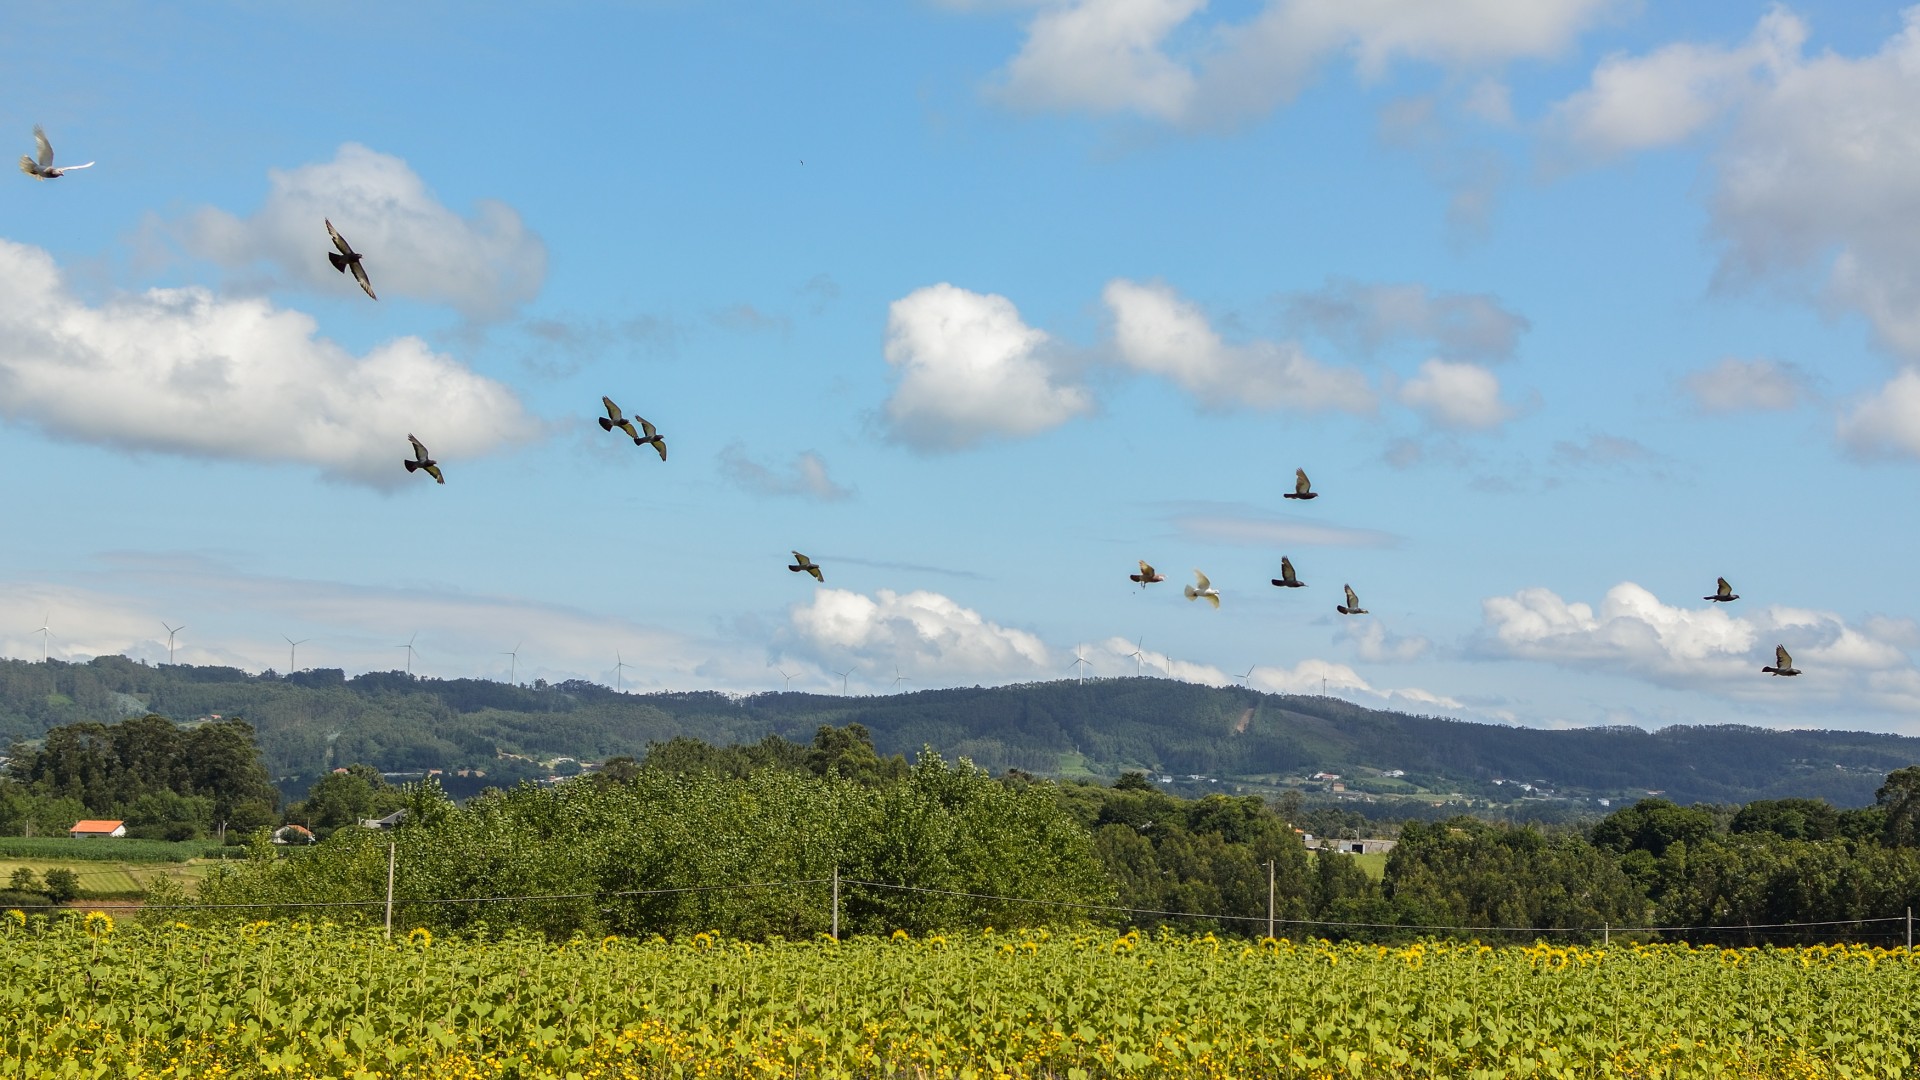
[0,655,1913,807]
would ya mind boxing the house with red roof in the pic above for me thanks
[68,819,126,839]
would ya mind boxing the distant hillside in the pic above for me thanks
[0,656,1913,807]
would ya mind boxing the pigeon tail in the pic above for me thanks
[328,252,349,272]
[403,460,420,473]
[19,156,39,178]
[598,417,614,432]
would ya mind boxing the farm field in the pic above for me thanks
[2,915,1915,1079]
[0,857,215,897]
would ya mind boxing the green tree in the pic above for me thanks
[42,868,78,904]
[1591,798,1717,857]
[7,867,40,893]
[1877,767,1920,847]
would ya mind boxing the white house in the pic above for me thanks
[69,819,127,839]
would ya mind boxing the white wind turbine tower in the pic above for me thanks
[1127,636,1145,677]
[1234,665,1254,686]
[34,613,52,663]
[1069,649,1091,684]
[773,666,795,692]
[891,663,910,691]
[283,635,310,673]
[501,641,522,685]
[162,622,185,665]
[394,633,419,675]
[833,669,850,696]
[614,651,632,693]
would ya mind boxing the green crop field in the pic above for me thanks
[1,913,1914,1078]
[0,858,217,898]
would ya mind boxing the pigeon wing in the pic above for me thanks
[1718,577,1734,598]
[424,463,445,484]
[1281,556,1297,584]
[1138,560,1156,579]
[1205,592,1220,609]
[1344,585,1360,609]
[408,434,430,463]
[651,437,667,462]
[350,261,376,300]
[33,126,53,169]
[325,219,355,258]
[1295,468,1311,496]
[1776,645,1792,670]
[602,396,623,422]
[1194,569,1211,592]
[615,420,639,440]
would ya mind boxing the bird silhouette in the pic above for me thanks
[634,417,666,461]
[1705,577,1739,603]
[1271,556,1306,588]
[1283,468,1318,500]
[325,219,377,300]
[403,434,444,484]
[1337,584,1368,615]
[18,126,91,180]
[1762,645,1801,676]
[788,551,823,582]
[1183,570,1220,609]
[1129,560,1166,587]
[598,396,641,441]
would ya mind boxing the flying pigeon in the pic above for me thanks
[788,551,823,582]
[1129,560,1166,587]
[1337,584,1368,615]
[634,416,666,461]
[404,434,444,484]
[1283,468,1318,500]
[599,396,641,441]
[1271,556,1306,588]
[18,126,91,180]
[1183,569,1220,609]
[1705,577,1739,603]
[1762,645,1800,677]
[325,219,377,300]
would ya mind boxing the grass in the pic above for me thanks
[0,858,219,899]
[0,837,225,863]
[1308,850,1389,881]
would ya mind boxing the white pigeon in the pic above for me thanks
[19,126,92,180]
[1183,569,1221,609]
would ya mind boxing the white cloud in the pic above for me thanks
[1169,503,1401,549]
[1282,278,1531,362]
[881,284,1093,451]
[1838,368,1920,458]
[1549,8,1806,156]
[1104,279,1375,411]
[1683,356,1815,413]
[1478,581,1920,710]
[1343,621,1433,663]
[1397,358,1514,430]
[718,442,854,501]
[177,143,546,320]
[0,239,536,487]
[989,0,1618,127]
[1086,636,1458,708]
[783,587,1054,684]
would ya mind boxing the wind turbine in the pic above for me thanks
[773,666,795,692]
[34,614,52,663]
[283,635,310,673]
[394,633,419,676]
[501,641,522,685]
[832,669,850,695]
[614,651,632,693]
[891,663,910,691]
[1127,637,1145,677]
[161,622,185,665]
[1069,650,1091,684]
[1234,665,1255,686]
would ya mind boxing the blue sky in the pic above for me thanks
[5,1,1920,733]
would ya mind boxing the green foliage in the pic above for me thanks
[39,868,77,903]
[0,836,221,862]
[1591,798,1719,856]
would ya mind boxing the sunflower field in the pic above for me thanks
[3,910,1916,1079]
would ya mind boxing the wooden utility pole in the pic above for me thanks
[1266,859,1276,940]
[830,866,840,941]
[384,841,396,941]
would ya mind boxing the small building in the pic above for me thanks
[272,824,316,845]
[1313,837,1397,856]
[358,809,409,830]
[69,819,127,839]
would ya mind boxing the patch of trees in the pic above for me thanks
[3,714,278,839]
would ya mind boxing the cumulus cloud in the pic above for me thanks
[881,284,1093,451]
[1086,637,1459,708]
[718,442,854,501]
[1396,358,1514,430]
[989,0,1618,127]
[1342,621,1433,663]
[1549,7,1805,157]
[783,587,1053,682]
[1104,279,1374,411]
[177,143,546,320]
[0,239,536,487]
[1282,278,1530,362]
[1838,369,1920,459]
[1478,581,1920,710]
[1683,356,1815,413]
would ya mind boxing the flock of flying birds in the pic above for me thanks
[20,125,1807,683]
[1126,467,1803,679]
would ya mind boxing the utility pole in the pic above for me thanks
[830,866,840,941]
[384,842,396,941]
[1908,907,1912,953]
[1266,859,1275,940]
